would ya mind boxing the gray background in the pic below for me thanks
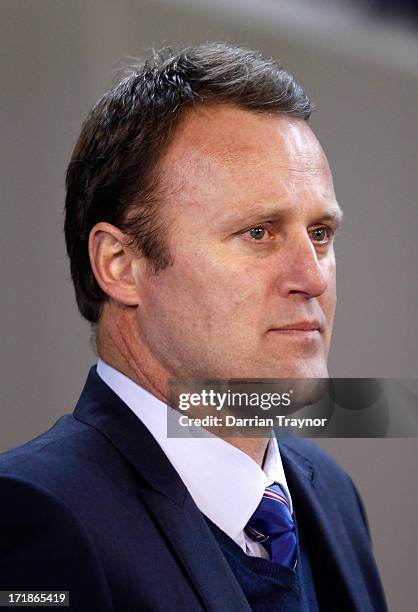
[1,1,417,609]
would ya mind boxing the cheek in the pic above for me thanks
[198,272,262,331]
[320,259,337,320]
[156,258,262,330]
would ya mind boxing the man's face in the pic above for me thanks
[134,105,342,380]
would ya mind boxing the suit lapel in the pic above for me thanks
[73,368,251,612]
[139,489,251,612]
[279,440,374,611]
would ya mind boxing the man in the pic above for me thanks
[0,43,387,611]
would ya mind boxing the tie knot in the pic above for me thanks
[245,483,297,569]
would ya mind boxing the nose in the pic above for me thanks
[276,233,329,298]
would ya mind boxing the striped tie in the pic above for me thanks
[244,482,297,569]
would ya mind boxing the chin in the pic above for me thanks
[206,352,329,380]
[287,363,329,380]
[254,359,329,380]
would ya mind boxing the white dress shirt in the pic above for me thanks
[97,359,293,559]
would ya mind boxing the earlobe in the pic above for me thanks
[88,222,141,307]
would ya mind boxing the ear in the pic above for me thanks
[88,222,143,307]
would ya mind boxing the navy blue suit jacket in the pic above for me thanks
[0,367,387,611]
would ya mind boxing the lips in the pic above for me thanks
[273,320,321,332]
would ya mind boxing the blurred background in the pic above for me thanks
[1,1,417,609]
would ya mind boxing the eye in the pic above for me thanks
[241,226,273,242]
[309,225,333,245]
[249,227,266,240]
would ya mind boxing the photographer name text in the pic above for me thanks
[177,415,328,428]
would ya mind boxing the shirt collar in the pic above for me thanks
[96,359,292,541]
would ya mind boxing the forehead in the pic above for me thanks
[157,104,336,218]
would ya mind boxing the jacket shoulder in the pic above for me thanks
[0,414,98,474]
[0,414,134,503]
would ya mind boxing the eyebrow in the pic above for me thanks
[220,203,344,229]
[320,206,344,226]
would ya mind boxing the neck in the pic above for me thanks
[97,302,169,403]
[97,303,270,467]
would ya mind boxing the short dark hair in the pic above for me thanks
[64,42,314,323]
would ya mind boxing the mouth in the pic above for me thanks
[268,321,322,337]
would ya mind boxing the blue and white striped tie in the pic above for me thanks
[244,482,297,569]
